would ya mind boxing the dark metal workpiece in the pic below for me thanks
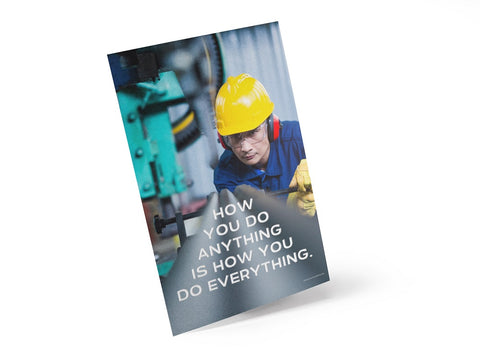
[154,209,205,234]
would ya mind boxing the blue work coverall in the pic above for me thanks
[214,121,306,197]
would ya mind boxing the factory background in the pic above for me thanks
[108,22,303,275]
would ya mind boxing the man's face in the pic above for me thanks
[226,122,271,170]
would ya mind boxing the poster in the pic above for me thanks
[107,21,329,335]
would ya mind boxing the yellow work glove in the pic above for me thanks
[287,159,316,217]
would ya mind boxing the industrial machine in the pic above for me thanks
[108,35,225,276]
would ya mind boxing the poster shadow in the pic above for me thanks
[193,270,367,333]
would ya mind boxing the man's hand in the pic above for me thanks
[287,159,316,216]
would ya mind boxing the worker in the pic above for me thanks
[214,73,316,216]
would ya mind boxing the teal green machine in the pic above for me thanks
[116,71,188,200]
[108,37,225,277]
[114,71,191,276]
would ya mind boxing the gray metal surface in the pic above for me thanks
[161,185,328,335]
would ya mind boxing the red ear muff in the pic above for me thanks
[267,114,281,142]
[218,132,230,150]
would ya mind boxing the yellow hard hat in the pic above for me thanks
[215,73,274,136]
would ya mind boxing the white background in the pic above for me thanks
[1,0,479,359]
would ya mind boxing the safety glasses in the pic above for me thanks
[225,122,267,149]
